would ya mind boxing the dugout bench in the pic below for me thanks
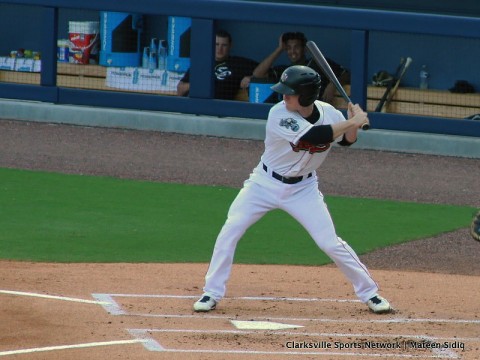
[333,85,480,120]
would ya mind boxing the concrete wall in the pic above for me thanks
[1,99,479,159]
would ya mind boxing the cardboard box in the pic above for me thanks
[12,58,41,72]
[33,59,41,72]
[106,66,184,92]
[99,12,142,67]
[0,57,16,71]
[249,78,278,103]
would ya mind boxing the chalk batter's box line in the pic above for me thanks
[0,289,110,305]
[91,293,480,325]
[91,293,360,316]
[0,339,146,357]
[127,328,466,359]
[90,293,477,359]
[129,328,479,343]
[94,293,362,302]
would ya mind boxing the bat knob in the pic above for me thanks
[361,123,370,131]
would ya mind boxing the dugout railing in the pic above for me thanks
[0,0,479,137]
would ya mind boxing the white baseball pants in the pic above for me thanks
[203,163,379,303]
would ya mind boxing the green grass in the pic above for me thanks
[0,168,474,265]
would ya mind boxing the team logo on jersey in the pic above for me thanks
[290,140,330,154]
[279,118,300,132]
[215,64,232,80]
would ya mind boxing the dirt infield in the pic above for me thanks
[0,120,479,359]
[0,262,479,359]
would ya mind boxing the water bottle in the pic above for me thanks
[149,38,158,70]
[161,69,168,86]
[142,47,149,68]
[158,39,167,70]
[133,68,139,84]
[419,65,429,89]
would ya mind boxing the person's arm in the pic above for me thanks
[240,76,252,89]
[321,69,351,104]
[300,103,368,144]
[176,81,190,96]
[176,70,190,96]
[252,34,284,78]
[320,83,337,104]
[313,58,350,104]
[341,102,365,144]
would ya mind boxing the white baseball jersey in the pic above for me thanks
[261,100,346,177]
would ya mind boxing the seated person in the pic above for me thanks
[177,29,258,100]
[252,32,350,104]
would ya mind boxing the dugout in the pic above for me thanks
[0,0,479,139]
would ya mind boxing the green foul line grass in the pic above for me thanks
[0,168,474,265]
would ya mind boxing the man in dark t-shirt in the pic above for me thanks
[177,29,258,100]
[252,32,350,104]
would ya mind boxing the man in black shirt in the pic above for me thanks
[252,32,350,104]
[177,29,258,100]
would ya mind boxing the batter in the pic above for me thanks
[194,65,392,314]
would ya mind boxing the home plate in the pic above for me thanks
[231,320,304,330]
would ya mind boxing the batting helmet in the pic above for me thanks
[271,65,321,106]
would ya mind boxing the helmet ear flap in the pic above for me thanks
[297,76,321,106]
[298,87,321,106]
[298,94,314,107]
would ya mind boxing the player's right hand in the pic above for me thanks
[348,103,370,129]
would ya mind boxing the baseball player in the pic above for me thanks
[194,65,392,314]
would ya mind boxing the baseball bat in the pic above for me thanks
[375,57,413,113]
[382,57,412,112]
[306,40,369,130]
[374,58,406,112]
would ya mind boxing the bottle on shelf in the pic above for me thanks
[148,38,158,70]
[419,65,429,90]
[158,39,167,70]
[142,47,149,68]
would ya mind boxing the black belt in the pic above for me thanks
[262,163,312,184]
